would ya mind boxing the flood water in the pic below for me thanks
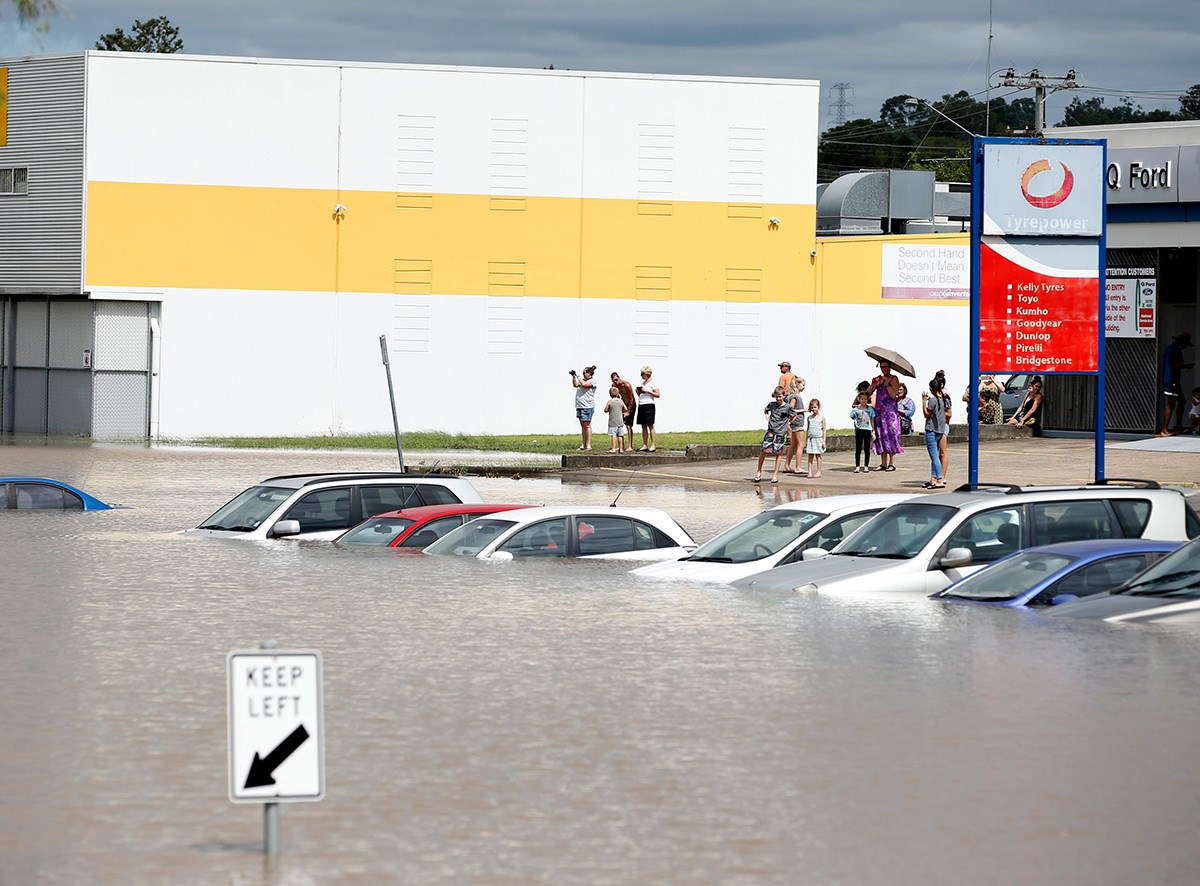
[3,444,1200,884]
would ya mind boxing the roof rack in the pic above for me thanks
[952,482,1023,494]
[262,472,423,485]
[1087,478,1161,489]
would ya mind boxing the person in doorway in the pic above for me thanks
[782,377,807,474]
[1189,386,1200,435]
[867,359,903,471]
[1007,376,1045,436]
[635,366,660,451]
[570,364,597,451]
[610,371,637,452]
[1160,331,1195,436]
[755,386,794,483]
[850,391,876,473]
[603,386,627,453]
[804,399,826,479]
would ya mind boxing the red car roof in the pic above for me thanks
[371,503,532,521]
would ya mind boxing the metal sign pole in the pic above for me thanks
[264,802,280,855]
[379,335,406,471]
[969,136,984,486]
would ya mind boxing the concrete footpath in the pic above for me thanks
[559,432,1200,495]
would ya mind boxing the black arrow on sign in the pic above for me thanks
[244,724,310,789]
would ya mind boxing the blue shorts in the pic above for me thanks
[576,407,594,421]
[761,431,786,454]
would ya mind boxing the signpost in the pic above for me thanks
[969,136,1107,484]
[228,648,324,853]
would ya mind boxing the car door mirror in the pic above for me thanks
[271,519,301,538]
[1050,593,1080,606]
[802,547,830,561]
[939,546,973,568]
[486,550,514,561]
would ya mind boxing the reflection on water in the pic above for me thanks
[3,444,1200,883]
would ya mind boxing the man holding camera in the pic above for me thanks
[571,365,598,451]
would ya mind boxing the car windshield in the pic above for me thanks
[424,517,518,556]
[837,502,956,559]
[196,485,294,531]
[687,509,823,562]
[1117,540,1200,598]
[337,516,417,546]
[938,552,1074,602]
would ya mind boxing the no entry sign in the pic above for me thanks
[227,650,324,803]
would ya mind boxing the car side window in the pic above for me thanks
[1185,502,1200,540]
[416,485,461,506]
[1031,500,1116,544]
[1029,554,1158,606]
[499,518,569,557]
[398,515,465,547]
[808,512,878,554]
[14,483,83,510]
[1111,500,1152,538]
[945,507,1023,564]
[576,516,636,555]
[283,488,353,531]
[361,485,419,516]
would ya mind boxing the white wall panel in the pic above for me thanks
[85,54,342,189]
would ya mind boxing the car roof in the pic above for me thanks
[1017,538,1182,557]
[903,482,1181,511]
[364,503,532,521]
[258,472,470,489]
[473,505,677,523]
[764,493,915,516]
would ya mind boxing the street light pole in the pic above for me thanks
[904,97,977,138]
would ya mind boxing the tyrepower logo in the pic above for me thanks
[1020,159,1074,208]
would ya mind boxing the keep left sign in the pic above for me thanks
[227,650,324,803]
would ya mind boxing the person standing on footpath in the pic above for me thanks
[610,371,637,452]
[849,391,875,473]
[754,386,794,483]
[1160,331,1195,436]
[571,364,597,451]
[867,359,903,471]
[922,375,951,489]
[636,366,660,451]
[782,376,807,474]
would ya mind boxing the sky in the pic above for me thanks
[1,0,1197,132]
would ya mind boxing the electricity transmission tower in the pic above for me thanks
[827,82,854,127]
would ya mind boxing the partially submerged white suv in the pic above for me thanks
[186,472,484,540]
[732,481,1200,596]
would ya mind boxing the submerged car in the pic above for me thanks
[732,482,1200,596]
[0,477,115,510]
[423,505,696,560]
[631,494,914,583]
[185,472,483,540]
[1046,536,1200,624]
[335,503,533,548]
[932,539,1180,608]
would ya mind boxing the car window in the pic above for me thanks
[945,507,1022,564]
[498,518,569,557]
[805,512,879,554]
[416,485,461,506]
[1185,501,1200,540]
[425,518,517,556]
[576,516,637,555]
[690,509,824,562]
[1031,500,1116,544]
[361,485,420,516]
[338,516,417,546]
[1119,539,1200,597]
[939,551,1074,602]
[197,485,294,531]
[283,488,353,532]
[12,483,83,510]
[1030,554,1162,606]
[638,521,680,550]
[1111,500,1152,538]
[840,503,957,558]
[398,515,465,547]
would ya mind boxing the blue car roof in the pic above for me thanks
[0,477,115,510]
[1018,538,1181,559]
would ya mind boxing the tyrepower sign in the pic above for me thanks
[976,140,1105,373]
[228,650,324,803]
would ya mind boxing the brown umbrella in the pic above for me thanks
[864,346,916,378]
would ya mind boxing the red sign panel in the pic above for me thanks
[979,239,1100,372]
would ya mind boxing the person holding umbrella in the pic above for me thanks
[865,347,913,472]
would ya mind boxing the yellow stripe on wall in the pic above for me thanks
[1,68,8,147]
[85,181,817,302]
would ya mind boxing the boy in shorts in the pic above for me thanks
[755,386,794,483]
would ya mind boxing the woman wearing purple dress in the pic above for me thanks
[867,359,903,471]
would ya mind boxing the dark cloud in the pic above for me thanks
[3,0,1197,130]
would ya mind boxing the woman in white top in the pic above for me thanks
[635,365,660,452]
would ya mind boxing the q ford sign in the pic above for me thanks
[982,143,1105,237]
[228,650,324,803]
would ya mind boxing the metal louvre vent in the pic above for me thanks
[1042,339,1157,434]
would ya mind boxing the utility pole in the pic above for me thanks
[999,68,1079,133]
[827,82,854,127]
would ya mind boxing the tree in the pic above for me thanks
[1181,84,1200,119]
[95,16,183,53]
